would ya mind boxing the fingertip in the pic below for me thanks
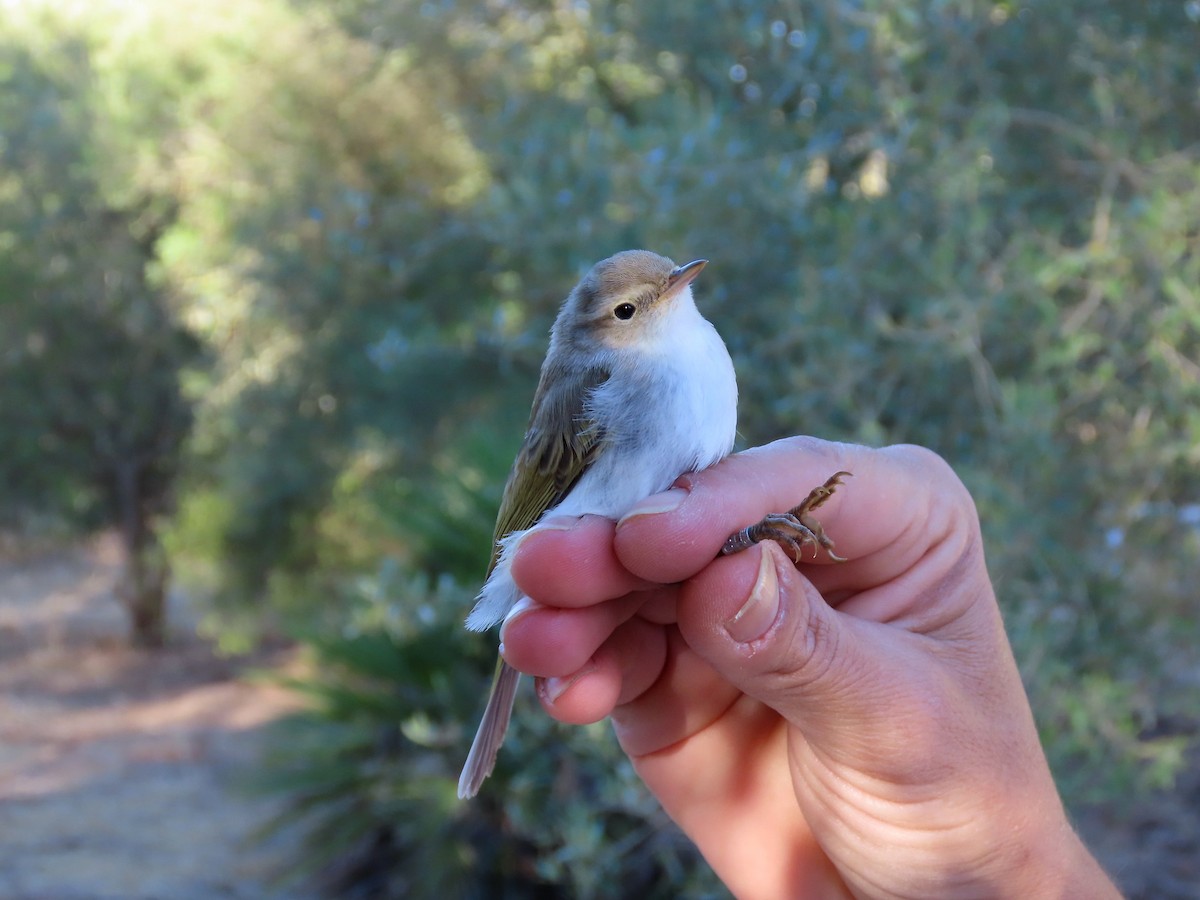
[614,488,726,584]
[675,542,780,642]
[676,540,843,691]
[538,656,621,725]
[500,593,644,678]
[498,595,538,645]
[614,441,861,584]
[723,544,782,644]
[616,487,689,527]
[512,514,649,607]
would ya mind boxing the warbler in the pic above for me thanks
[458,250,847,799]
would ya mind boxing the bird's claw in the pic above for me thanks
[720,471,852,563]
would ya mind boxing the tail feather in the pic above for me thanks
[458,657,521,799]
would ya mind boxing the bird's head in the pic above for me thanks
[560,250,708,352]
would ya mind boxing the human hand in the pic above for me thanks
[500,438,1118,899]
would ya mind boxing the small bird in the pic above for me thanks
[458,250,847,799]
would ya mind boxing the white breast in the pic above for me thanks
[556,290,738,519]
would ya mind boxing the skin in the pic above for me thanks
[498,437,1121,899]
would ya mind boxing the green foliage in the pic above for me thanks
[256,572,722,899]
[3,0,1199,892]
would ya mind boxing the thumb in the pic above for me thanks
[677,541,902,750]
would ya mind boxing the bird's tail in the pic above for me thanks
[457,657,521,799]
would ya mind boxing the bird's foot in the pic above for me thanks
[719,471,852,563]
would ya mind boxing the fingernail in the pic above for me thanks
[617,487,688,527]
[538,516,580,531]
[725,548,781,643]
[499,595,538,643]
[510,517,578,557]
[541,662,596,704]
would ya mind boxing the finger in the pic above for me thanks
[676,541,990,778]
[511,514,655,608]
[635,588,678,625]
[535,617,668,725]
[500,590,651,677]
[609,629,741,757]
[677,543,894,749]
[613,436,862,584]
[615,440,977,611]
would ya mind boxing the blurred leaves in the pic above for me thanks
[1,0,1198,894]
[254,571,721,898]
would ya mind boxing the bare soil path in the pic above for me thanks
[0,535,315,900]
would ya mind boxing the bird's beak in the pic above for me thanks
[663,259,708,298]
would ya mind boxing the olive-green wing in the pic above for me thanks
[486,364,609,574]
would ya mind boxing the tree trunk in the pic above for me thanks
[114,458,169,648]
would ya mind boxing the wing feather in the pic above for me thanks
[486,364,609,574]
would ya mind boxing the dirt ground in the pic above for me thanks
[0,535,316,900]
[0,535,1197,899]
[1075,726,1200,899]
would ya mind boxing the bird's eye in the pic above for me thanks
[614,303,636,320]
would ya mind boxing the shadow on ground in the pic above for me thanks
[0,535,315,900]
